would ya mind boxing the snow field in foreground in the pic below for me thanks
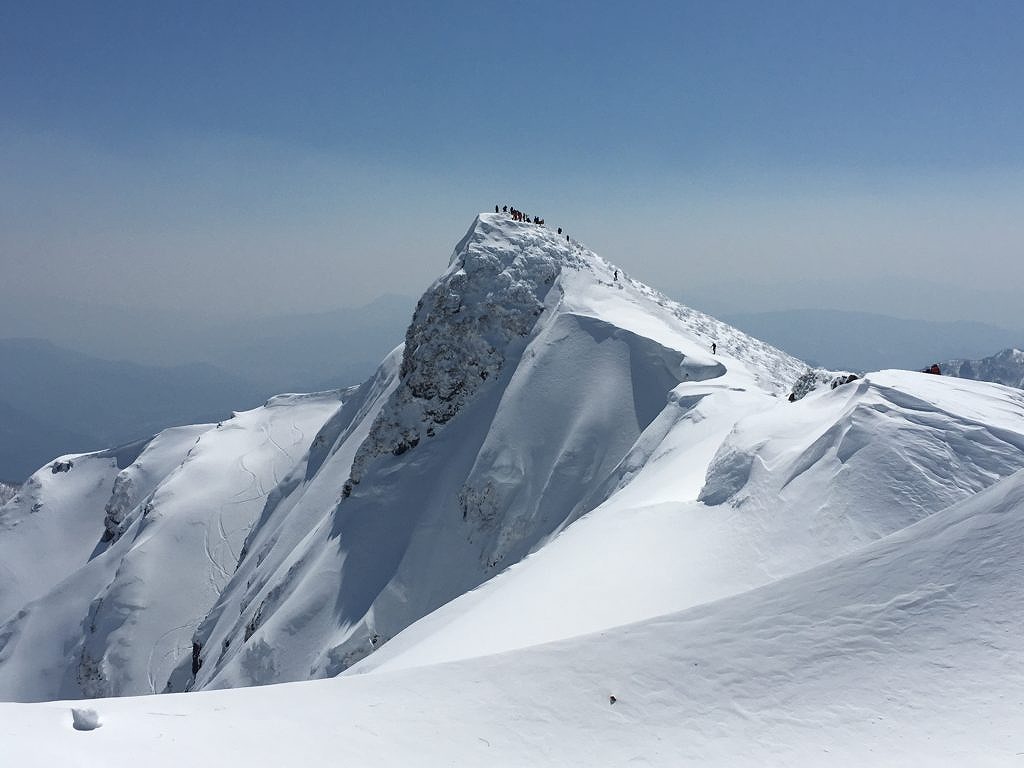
[5,464,1024,767]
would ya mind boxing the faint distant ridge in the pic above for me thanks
[942,348,1024,390]
[0,338,269,482]
[722,309,1022,373]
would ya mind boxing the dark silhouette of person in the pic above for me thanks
[503,205,508,213]
[495,205,499,213]
[711,342,717,354]
[557,227,562,235]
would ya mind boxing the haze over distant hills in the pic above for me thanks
[0,339,267,482]
[5,295,1020,484]
[0,296,414,482]
[722,308,1022,372]
[942,348,1024,390]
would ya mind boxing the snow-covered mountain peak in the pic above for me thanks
[347,214,579,483]
[349,213,804,489]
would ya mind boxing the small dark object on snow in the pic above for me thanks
[609,695,617,705]
[495,205,499,213]
[711,342,717,355]
[51,460,73,474]
[830,374,859,389]
[614,269,619,282]
[923,363,942,375]
[557,227,562,235]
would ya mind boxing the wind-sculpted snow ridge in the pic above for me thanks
[349,369,1024,674]
[0,392,344,702]
[6,466,1024,766]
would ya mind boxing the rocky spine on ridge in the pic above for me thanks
[345,216,581,488]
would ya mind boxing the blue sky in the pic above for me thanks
[2,1,1023,324]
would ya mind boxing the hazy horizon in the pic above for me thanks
[3,1,1022,342]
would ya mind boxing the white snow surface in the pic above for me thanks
[0,392,343,701]
[351,369,1024,673]
[4,213,1024,763]
[5,463,1024,766]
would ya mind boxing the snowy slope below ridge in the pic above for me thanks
[0,430,206,623]
[0,392,344,702]
[943,347,1024,389]
[6,464,1024,767]
[185,351,403,693]
[183,213,806,692]
[351,369,1024,674]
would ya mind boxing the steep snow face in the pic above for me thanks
[943,347,1024,389]
[350,370,1024,674]
[100,425,214,542]
[184,353,401,693]
[7,467,1024,767]
[1,453,121,623]
[0,393,343,702]
[187,214,805,691]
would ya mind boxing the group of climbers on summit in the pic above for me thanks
[496,204,544,226]
[496,204,571,242]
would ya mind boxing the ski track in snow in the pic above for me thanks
[146,621,198,695]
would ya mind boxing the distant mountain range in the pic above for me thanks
[942,348,1024,389]
[0,339,269,482]
[722,309,1021,372]
[0,296,414,482]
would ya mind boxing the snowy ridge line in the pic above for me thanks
[347,370,1024,676]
